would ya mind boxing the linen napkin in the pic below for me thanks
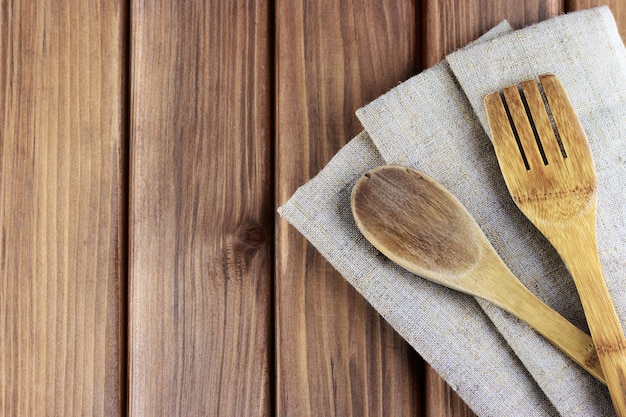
[279,6,626,416]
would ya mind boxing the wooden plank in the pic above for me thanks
[275,1,423,416]
[424,370,477,417]
[422,0,563,67]
[0,1,127,416]
[128,1,272,415]
[420,1,562,415]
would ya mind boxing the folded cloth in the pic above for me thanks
[279,6,625,416]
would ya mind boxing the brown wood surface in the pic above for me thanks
[128,1,273,416]
[275,1,423,416]
[3,1,626,416]
[0,1,127,416]
[423,0,563,67]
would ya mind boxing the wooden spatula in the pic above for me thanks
[485,74,626,415]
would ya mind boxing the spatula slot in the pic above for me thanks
[518,85,549,166]
[496,78,571,170]
[536,78,568,159]
[499,90,530,171]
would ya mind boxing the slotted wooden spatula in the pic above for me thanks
[485,74,626,416]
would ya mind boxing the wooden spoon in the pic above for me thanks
[351,165,604,383]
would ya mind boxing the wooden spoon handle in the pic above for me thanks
[479,261,605,384]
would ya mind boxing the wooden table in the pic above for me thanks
[2,1,624,415]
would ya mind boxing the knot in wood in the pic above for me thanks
[238,222,267,247]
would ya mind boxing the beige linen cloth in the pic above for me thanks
[279,6,626,416]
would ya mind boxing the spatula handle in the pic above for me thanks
[546,208,626,417]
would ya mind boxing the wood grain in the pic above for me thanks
[0,1,127,416]
[275,1,423,416]
[420,2,563,415]
[4,1,620,416]
[424,370,477,417]
[128,1,272,415]
[422,0,563,67]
